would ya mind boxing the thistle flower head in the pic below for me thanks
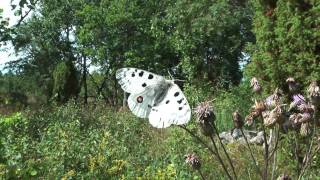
[250,77,262,94]
[286,77,298,93]
[263,105,284,127]
[185,153,201,170]
[289,94,306,111]
[194,101,214,122]
[232,111,244,128]
[289,113,302,128]
[308,81,320,106]
[194,101,215,136]
[265,88,283,109]
[253,100,266,113]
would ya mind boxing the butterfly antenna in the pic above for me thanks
[168,70,174,80]
[168,70,186,82]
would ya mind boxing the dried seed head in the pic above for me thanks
[308,81,320,106]
[265,88,283,109]
[298,104,314,114]
[245,114,254,126]
[286,77,298,93]
[263,106,284,127]
[289,113,302,129]
[250,77,262,94]
[299,112,312,123]
[232,111,244,128]
[194,101,215,136]
[254,100,266,113]
[245,110,260,126]
[185,153,201,170]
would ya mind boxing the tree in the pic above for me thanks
[245,0,320,92]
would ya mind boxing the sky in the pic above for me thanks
[0,0,20,71]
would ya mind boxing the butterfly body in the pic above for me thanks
[116,68,191,128]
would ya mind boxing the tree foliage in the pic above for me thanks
[245,0,320,92]
[52,61,80,103]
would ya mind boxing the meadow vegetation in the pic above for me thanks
[0,0,319,179]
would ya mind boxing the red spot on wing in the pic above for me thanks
[137,96,143,103]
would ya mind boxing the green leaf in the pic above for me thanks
[30,169,37,176]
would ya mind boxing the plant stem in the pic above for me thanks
[268,125,280,161]
[210,135,234,180]
[240,128,263,178]
[197,169,206,180]
[268,125,280,180]
[212,124,238,180]
[178,125,233,180]
[261,125,269,180]
[178,125,216,156]
[298,113,318,180]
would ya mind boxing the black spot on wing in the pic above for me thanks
[166,100,170,104]
[174,92,180,97]
[148,74,154,79]
[178,107,183,110]
[148,104,152,108]
[135,69,138,72]
[139,71,144,77]
[142,83,147,87]
[131,73,135,77]
[177,98,184,104]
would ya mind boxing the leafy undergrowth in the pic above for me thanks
[0,102,319,179]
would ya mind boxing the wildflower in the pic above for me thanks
[263,106,284,127]
[185,153,201,170]
[232,111,244,129]
[308,81,320,106]
[253,100,266,113]
[289,94,306,111]
[250,77,262,94]
[245,109,261,126]
[289,113,302,129]
[265,88,283,109]
[194,101,215,136]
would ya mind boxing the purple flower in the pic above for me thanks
[185,153,201,170]
[292,94,306,105]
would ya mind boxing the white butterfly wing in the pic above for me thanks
[148,84,191,128]
[116,68,165,94]
[127,88,156,118]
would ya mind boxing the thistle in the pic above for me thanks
[232,111,244,129]
[185,153,201,170]
[194,101,215,136]
[307,81,320,106]
[250,77,262,94]
[263,106,284,127]
[286,77,299,94]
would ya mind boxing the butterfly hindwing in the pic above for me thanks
[116,68,165,94]
[148,84,191,128]
[127,87,156,118]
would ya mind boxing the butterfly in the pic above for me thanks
[116,68,191,128]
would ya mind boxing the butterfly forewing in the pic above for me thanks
[116,68,165,94]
